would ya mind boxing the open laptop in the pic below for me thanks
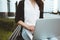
[33,18,60,40]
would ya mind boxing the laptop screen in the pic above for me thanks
[33,18,60,40]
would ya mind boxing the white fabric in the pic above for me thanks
[22,0,40,40]
[24,0,40,26]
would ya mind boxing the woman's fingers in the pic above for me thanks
[28,25,35,32]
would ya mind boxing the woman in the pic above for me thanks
[15,0,44,40]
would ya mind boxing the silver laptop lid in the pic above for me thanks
[33,18,60,40]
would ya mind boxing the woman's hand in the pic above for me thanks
[27,25,35,33]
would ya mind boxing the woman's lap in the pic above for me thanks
[22,30,31,40]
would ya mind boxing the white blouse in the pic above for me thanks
[22,0,40,40]
[25,0,40,26]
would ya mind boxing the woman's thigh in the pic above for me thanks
[22,30,31,40]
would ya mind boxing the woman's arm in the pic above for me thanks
[17,20,34,32]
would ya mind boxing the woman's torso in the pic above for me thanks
[22,0,40,40]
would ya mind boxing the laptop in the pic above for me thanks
[33,18,60,40]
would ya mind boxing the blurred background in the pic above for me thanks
[0,0,60,40]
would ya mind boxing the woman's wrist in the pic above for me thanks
[23,24,29,30]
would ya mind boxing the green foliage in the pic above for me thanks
[0,28,12,40]
[0,18,16,31]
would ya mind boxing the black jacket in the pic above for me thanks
[15,0,24,23]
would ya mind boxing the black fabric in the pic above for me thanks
[15,0,24,23]
[16,34,24,40]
